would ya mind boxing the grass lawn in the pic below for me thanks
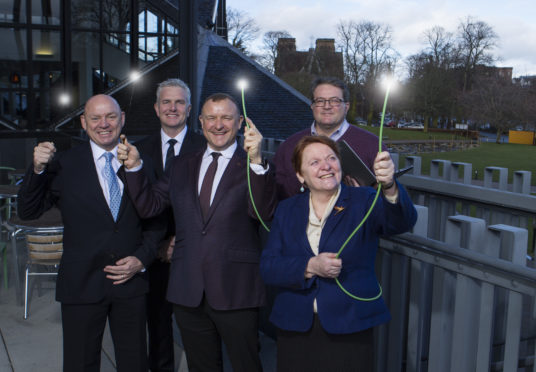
[360,125,536,186]
[364,126,471,141]
[415,143,536,185]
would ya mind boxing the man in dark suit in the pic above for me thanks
[135,78,205,372]
[118,93,277,372]
[17,94,163,372]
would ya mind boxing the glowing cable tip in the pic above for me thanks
[130,71,141,82]
[59,94,70,105]
[237,79,248,91]
[381,75,396,91]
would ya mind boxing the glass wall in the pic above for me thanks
[0,0,179,130]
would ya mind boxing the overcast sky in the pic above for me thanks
[227,0,536,78]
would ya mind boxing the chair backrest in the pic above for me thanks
[0,166,15,185]
[26,233,63,264]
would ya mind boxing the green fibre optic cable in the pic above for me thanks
[241,83,392,301]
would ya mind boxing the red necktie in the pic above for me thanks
[199,152,221,220]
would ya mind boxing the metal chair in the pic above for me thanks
[0,198,16,289]
[24,231,63,319]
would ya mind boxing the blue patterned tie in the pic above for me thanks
[103,152,121,221]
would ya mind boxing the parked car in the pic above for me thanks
[406,122,424,129]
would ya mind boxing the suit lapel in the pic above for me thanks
[293,192,315,255]
[204,147,245,223]
[150,134,165,178]
[319,186,351,252]
[179,129,195,157]
[191,150,206,223]
[80,143,117,222]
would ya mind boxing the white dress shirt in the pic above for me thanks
[311,119,350,141]
[161,126,188,169]
[89,141,124,208]
[197,142,268,205]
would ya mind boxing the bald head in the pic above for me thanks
[80,94,125,151]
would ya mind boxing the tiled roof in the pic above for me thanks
[200,45,313,140]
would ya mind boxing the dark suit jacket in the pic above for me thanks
[135,128,207,181]
[125,145,277,310]
[260,183,417,334]
[17,142,163,304]
[135,129,206,236]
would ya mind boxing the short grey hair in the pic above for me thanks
[156,78,191,105]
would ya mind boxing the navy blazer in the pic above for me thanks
[260,183,417,334]
[125,145,278,310]
[17,142,164,304]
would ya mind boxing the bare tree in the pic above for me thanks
[457,16,498,92]
[337,20,399,122]
[259,30,292,72]
[226,7,260,55]
[461,75,527,143]
[406,26,459,130]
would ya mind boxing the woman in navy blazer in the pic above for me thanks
[260,136,417,372]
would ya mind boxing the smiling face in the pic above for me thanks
[297,142,342,195]
[154,86,191,135]
[80,94,125,151]
[199,98,243,152]
[311,84,350,136]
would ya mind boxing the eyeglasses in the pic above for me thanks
[312,97,345,107]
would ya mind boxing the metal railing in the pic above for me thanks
[372,155,536,371]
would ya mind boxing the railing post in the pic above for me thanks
[487,224,527,371]
[431,159,451,180]
[406,206,432,372]
[513,170,532,194]
[429,215,486,372]
[484,166,508,190]
[450,162,472,184]
[405,156,421,176]
[389,152,399,169]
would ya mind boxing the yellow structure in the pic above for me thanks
[509,130,535,145]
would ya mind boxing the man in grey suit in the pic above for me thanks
[135,78,205,372]
[118,93,277,372]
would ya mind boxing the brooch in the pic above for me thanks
[334,206,345,215]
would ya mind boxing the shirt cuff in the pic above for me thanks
[125,160,143,172]
[250,163,269,175]
[383,190,399,204]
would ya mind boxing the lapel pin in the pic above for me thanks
[334,206,345,215]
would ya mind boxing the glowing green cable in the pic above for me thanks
[334,84,391,301]
[241,84,391,300]
[241,88,271,232]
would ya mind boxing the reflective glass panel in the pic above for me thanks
[0,0,27,23]
[31,0,60,25]
[72,0,100,29]
[32,30,60,61]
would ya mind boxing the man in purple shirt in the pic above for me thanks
[273,77,382,199]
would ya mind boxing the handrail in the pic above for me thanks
[381,233,536,295]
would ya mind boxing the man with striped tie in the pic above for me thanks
[17,94,163,372]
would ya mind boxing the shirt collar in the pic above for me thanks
[161,125,188,147]
[310,119,350,141]
[90,140,118,162]
[308,185,342,227]
[204,141,237,160]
